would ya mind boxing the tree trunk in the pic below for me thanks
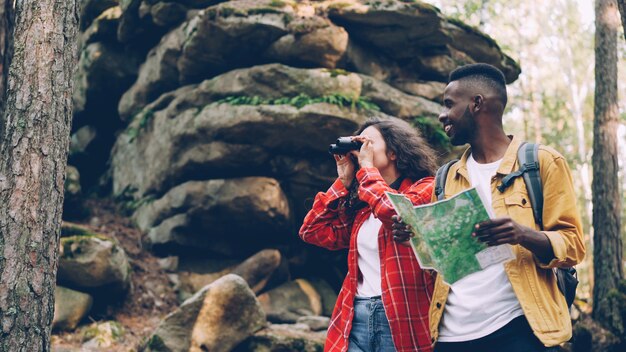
[0,0,14,131]
[592,0,623,332]
[617,0,626,39]
[0,1,79,350]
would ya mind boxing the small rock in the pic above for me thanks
[52,286,93,331]
[257,279,322,323]
[81,321,124,349]
[296,316,330,332]
[158,256,179,272]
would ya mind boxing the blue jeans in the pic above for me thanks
[348,296,396,352]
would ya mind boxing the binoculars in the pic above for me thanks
[328,137,363,155]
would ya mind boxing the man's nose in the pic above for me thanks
[438,111,446,123]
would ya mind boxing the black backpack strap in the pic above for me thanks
[434,159,458,201]
[518,143,543,228]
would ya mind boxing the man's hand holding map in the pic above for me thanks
[386,188,515,284]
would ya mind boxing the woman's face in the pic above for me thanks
[359,126,395,172]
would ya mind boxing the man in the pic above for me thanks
[393,63,585,352]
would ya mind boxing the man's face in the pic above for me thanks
[438,81,475,146]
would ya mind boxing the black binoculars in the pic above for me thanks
[328,137,363,155]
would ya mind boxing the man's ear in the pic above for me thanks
[470,95,484,113]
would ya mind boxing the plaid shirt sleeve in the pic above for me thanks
[356,167,433,227]
[299,178,355,250]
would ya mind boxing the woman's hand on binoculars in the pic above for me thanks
[352,136,374,169]
[334,154,356,188]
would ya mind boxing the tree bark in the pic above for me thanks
[0,0,14,133]
[592,0,623,332]
[0,1,79,350]
[617,0,626,39]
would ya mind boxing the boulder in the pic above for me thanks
[52,286,93,331]
[81,0,119,30]
[328,0,520,83]
[117,25,186,120]
[81,6,123,45]
[264,17,349,68]
[113,64,393,199]
[233,323,326,352]
[392,79,446,102]
[57,235,131,294]
[73,42,140,129]
[148,2,188,27]
[175,0,292,83]
[258,279,322,323]
[134,178,290,257]
[178,249,290,299]
[63,166,87,220]
[143,274,266,352]
[359,74,441,118]
[308,278,338,317]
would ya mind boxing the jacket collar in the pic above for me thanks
[453,135,521,182]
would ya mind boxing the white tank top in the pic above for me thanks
[356,213,383,297]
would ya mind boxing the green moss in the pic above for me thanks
[411,116,451,153]
[146,335,167,350]
[269,0,286,7]
[61,222,98,238]
[114,185,156,215]
[214,93,380,112]
[60,234,112,259]
[82,321,125,343]
[323,68,350,77]
[248,7,283,16]
[127,109,155,143]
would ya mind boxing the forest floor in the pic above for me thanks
[52,198,178,351]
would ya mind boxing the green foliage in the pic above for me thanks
[215,93,381,112]
[269,0,287,7]
[412,116,451,153]
[114,185,156,215]
[323,68,350,77]
[127,109,154,143]
[145,335,167,350]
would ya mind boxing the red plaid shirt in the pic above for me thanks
[299,167,435,352]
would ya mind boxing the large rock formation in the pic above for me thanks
[63,3,521,347]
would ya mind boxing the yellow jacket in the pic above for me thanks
[429,136,586,347]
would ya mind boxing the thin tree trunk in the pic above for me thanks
[0,0,14,134]
[617,0,626,39]
[0,1,79,350]
[592,0,623,331]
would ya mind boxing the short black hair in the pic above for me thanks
[449,63,508,106]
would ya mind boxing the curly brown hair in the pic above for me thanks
[355,117,438,180]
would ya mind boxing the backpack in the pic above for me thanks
[434,142,578,309]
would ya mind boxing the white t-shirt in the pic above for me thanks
[437,154,524,342]
[356,213,383,297]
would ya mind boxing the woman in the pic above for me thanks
[299,117,439,352]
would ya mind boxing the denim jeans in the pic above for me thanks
[348,296,396,352]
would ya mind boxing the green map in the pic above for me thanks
[386,188,515,284]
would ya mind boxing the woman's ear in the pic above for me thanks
[388,150,397,161]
